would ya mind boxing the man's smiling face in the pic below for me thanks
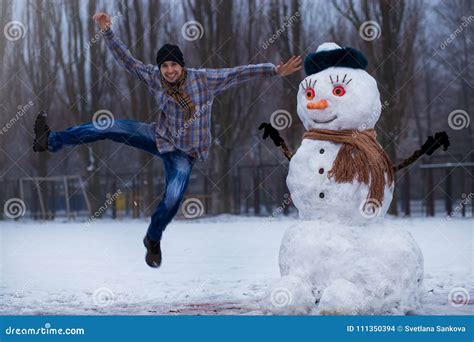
[160,61,183,83]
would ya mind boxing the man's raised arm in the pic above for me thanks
[92,12,160,90]
[205,56,302,95]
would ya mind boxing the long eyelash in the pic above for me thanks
[331,74,352,85]
[300,79,307,90]
[300,82,306,90]
[301,79,317,90]
[342,74,352,85]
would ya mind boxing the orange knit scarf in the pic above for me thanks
[302,128,394,204]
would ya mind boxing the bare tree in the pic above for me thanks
[53,0,105,214]
[20,0,64,218]
[268,0,305,144]
[0,0,13,164]
[184,0,281,213]
[434,0,473,149]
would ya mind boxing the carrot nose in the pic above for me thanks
[307,99,328,110]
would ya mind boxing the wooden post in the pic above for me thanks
[78,176,92,215]
[112,180,117,219]
[404,170,411,216]
[19,179,24,203]
[445,169,453,216]
[283,167,290,216]
[34,179,46,220]
[253,167,260,215]
[233,172,239,215]
[427,169,435,216]
[63,176,71,220]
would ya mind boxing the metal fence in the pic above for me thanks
[1,162,472,221]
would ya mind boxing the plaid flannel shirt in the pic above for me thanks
[103,28,278,161]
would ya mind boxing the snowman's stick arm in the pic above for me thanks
[258,122,294,161]
[393,131,450,172]
[393,149,424,172]
[280,142,293,161]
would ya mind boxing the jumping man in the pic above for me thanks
[32,12,302,268]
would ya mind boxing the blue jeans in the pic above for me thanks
[48,120,194,241]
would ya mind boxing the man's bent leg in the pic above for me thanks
[48,120,159,156]
[146,150,194,241]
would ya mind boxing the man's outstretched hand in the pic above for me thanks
[93,12,112,31]
[275,55,302,76]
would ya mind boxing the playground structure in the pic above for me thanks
[18,175,91,220]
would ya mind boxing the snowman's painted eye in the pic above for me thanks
[332,85,345,97]
[305,88,315,100]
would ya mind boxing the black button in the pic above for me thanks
[319,168,324,174]
[319,149,325,154]
[319,192,324,199]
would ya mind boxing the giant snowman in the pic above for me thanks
[264,43,424,315]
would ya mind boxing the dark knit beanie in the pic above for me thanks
[156,44,185,68]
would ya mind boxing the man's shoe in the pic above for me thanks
[33,111,51,152]
[143,236,162,268]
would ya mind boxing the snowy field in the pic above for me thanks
[1,216,472,315]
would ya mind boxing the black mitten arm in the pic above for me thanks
[258,122,293,161]
[393,131,450,172]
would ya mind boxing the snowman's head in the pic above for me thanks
[297,43,381,131]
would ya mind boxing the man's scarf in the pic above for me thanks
[302,128,394,205]
[160,68,196,120]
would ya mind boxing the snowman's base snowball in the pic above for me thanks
[318,279,368,315]
[277,219,424,315]
[262,275,315,315]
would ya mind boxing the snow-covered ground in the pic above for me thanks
[0,216,472,315]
